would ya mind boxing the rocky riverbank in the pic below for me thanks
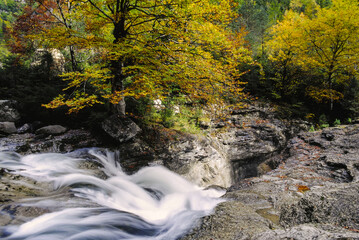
[1,101,359,239]
[182,124,359,239]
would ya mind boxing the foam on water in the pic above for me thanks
[0,149,225,239]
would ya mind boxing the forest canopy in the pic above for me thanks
[2,0,359,128]
[8,0,254,116]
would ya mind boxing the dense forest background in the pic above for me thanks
[0,0,358,130]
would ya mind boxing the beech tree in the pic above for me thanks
[267,0,359,109]
[14,0,254,115]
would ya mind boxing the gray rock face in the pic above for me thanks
[217,118,289,182]
[201,106,309,184]
[280,183,359,229]
[101,115,141,143]
[164,135,232,187]
[0,100,20,122]
[128,106,307,188]
[35,125,67,136]
[182,201,273,240]
[0,122,17,135]
[182,124,359,240]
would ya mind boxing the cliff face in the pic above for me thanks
[120,105,308,188]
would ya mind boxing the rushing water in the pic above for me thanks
[0,149,225,240]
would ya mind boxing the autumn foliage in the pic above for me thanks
[266,0,359,110]
[10,0,254,115]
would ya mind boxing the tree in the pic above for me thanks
[7,0,80,71]
[234,0,291,55]
[266,0,359,110]
[14,0,253,116]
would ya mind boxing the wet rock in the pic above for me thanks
[0,122,17,135]
[30,129,99,153]
[137,125,232,187]
[0,129,99,154]
[35,125,67,136]
[0,100,20,122]
[101,115,141,143]
[17,123,31,134]
[321,131,335,141]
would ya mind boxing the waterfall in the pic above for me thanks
[0,149,225,240]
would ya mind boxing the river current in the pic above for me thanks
[0,149,225,239]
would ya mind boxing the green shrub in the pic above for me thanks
[333,119,341,126]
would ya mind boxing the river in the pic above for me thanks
[0,149,225,239]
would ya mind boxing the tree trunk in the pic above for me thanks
[111,59,126,116]
[328,68,334,111]
[69,46,78,71]
[111,15,127,117]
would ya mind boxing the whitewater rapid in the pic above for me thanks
[0,149,225,239]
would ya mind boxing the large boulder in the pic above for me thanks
[35,125,67,136]
[0,100,20,122]
[101,115,141,143]
[0,122,17,135]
